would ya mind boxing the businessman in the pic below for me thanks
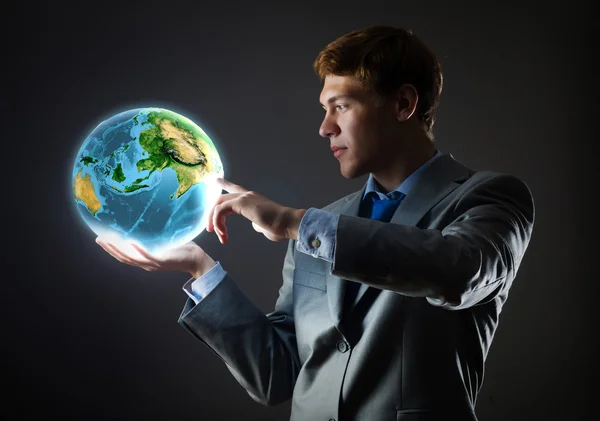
[98,25,535,421]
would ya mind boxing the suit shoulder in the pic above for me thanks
[460,169,535,219]
[467,170,533,196]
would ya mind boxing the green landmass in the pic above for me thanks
[122,173,153,193]
[132,175,150,185]
[112,163,126,183]
[136,125,170,171]
[147,109,212,148]
[134,110,211,198]
[98,109,215,198]
[80,156,98,165]
[124,183,150,193]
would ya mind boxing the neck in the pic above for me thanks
[372,133,437,193]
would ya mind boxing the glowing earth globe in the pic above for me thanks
[72,107,224,253]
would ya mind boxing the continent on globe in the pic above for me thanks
[73,170,101,216]
[72,107,224,253]
[136,110,216,198]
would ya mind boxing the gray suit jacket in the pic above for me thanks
[179,153,535,421]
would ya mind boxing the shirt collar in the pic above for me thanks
[363,149,442,200]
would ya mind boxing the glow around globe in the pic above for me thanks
[72,107,224,253]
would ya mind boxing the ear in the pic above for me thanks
[394,84,418,122]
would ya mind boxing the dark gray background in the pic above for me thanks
[3,0,595,420]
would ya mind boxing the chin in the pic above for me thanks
[339,163,367,180]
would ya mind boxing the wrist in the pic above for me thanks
[190,253,216,279]
[286,208,307,240]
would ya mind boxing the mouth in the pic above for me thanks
[331,147,347,158]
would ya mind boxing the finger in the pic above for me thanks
[213,203,235,240]
[263,231,286,242]
[98,240,135,265]
[207,197,218,233]
[211,201,223,236]
[105,241,157,270]
[207,192,237,233]
[105,242,138,265]
[96,237,153,269]
[251,221,266,233]
[219,230,228,244]
[130,242,158,262]
[96,239,125,262]
[216,178,248,194]
[120,243,159,268]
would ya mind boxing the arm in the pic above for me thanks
[177,239,301,406]
[330,174,534,310]
[182,261,227,303]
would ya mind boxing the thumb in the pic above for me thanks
[252,221,267,234]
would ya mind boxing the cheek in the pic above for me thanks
[344,117,369,148]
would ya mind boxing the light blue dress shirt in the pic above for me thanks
[182,150,443,304]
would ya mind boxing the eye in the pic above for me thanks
[321,104,348,113]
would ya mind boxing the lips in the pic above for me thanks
[331,146,347,152]
[332,147,346,158]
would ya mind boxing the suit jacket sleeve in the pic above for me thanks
[177,238,300,405]
[332,173,535,310]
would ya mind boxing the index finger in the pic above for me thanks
[216,177,248,194]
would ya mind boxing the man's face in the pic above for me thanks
[319,74,399,179]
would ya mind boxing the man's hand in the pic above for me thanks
[208,178,307,244]
[96,237,216,279]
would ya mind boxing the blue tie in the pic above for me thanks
[344,190,406,313]
[368,190,407,222]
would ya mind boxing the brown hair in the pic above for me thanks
[313,25,443,140]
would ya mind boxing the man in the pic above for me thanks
[98,25,535,421]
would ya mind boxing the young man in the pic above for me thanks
[98,25,535,421]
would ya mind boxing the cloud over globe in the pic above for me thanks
[72,108,224,253]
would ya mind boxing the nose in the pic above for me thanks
[319,114,340,138]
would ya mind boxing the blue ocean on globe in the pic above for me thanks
[72,107,224,253]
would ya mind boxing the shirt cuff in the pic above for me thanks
[182,261,227,304]
[296,207,339,262]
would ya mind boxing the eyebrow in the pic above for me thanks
[320,95,354,107]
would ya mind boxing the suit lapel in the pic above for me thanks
[388,153,472,226]
[326,153,473,321]
[325,186,366,326]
